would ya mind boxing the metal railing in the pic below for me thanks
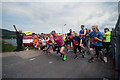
[112,1,120,80]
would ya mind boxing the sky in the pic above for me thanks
[1,1,119,34]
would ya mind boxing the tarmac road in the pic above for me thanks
[2,50,113,79]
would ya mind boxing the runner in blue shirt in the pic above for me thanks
[88,25,105,63]
[79,25,86,55]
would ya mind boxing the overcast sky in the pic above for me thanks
[1,1,119,34]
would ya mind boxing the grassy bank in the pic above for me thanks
[2,40,35,52]
[2,40,16,52]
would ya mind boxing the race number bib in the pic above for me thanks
[74,41,78,46]
[92,38,98,43]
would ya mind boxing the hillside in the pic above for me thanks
[0,28,24,39]
[1,29,16,36]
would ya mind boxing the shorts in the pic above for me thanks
[102,42,110,48]
[65,41,68,45]
[90,44,102,51]
[82,39,86,47]
[67,40,71,46]
[59,44,65,48]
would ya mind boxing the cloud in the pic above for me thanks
[2,2,118,34]
[1,0,120,2]
[0,3,2,29]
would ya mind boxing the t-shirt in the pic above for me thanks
[89,31,103,46]
[32,39,38,43]
[72,36,81,46]
[80,30,86,40]
[85,33,89,40]
[67,33,72,41]
[53,34,65,46]
[33,35,37,38]
[103,31,111,42]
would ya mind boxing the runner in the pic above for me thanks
[86,29,91,55]
[32,37,39,49]
[71,32,83,59]
[45,35,54,55]
[33,33,37,38]
[67,29,72,52]
[103,28,111,55]
[37,34,40,38]
[40,35,47,51]
[51,30,67,61]
[88,25,105,63]
[62,33,68,50]
[41,33,44,38]
[79,25,86,56]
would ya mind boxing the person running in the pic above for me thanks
[103,28,111,55]
[33,33,37,38]
[32,37,39,49]
[67,29,72,52]
[62,33,68,51]
[40,36,47,51]
[79,25,86,55]
[88,25,105,63]
[71,32,83,59]
[45,35,54,55]
[86,29,91,54]
[51,30,67,61]
[37,34,40,38]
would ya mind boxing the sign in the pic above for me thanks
[25,31,32,35]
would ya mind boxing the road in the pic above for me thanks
[2,50,113,79]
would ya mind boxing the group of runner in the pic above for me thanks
[31,25,112,63]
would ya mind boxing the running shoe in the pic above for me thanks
[63,55,67,61]
[88,57,94,63]
[82,54,85,58]
[48,53,50,56]
[74,55,78,59]
[96,55,99,59]
[60,54,63,57]
[100,57,106,63]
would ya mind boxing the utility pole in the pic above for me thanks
[62,24,66,34]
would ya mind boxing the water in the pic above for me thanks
[4,39,17,46]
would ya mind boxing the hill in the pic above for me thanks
[0,28,24,39]
[1,28,16,36]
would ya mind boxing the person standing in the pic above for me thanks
[13,25,23,51]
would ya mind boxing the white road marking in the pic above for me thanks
[29,58,35,61]
[49,61,53,64]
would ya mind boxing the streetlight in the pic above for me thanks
[62,24,66,34]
